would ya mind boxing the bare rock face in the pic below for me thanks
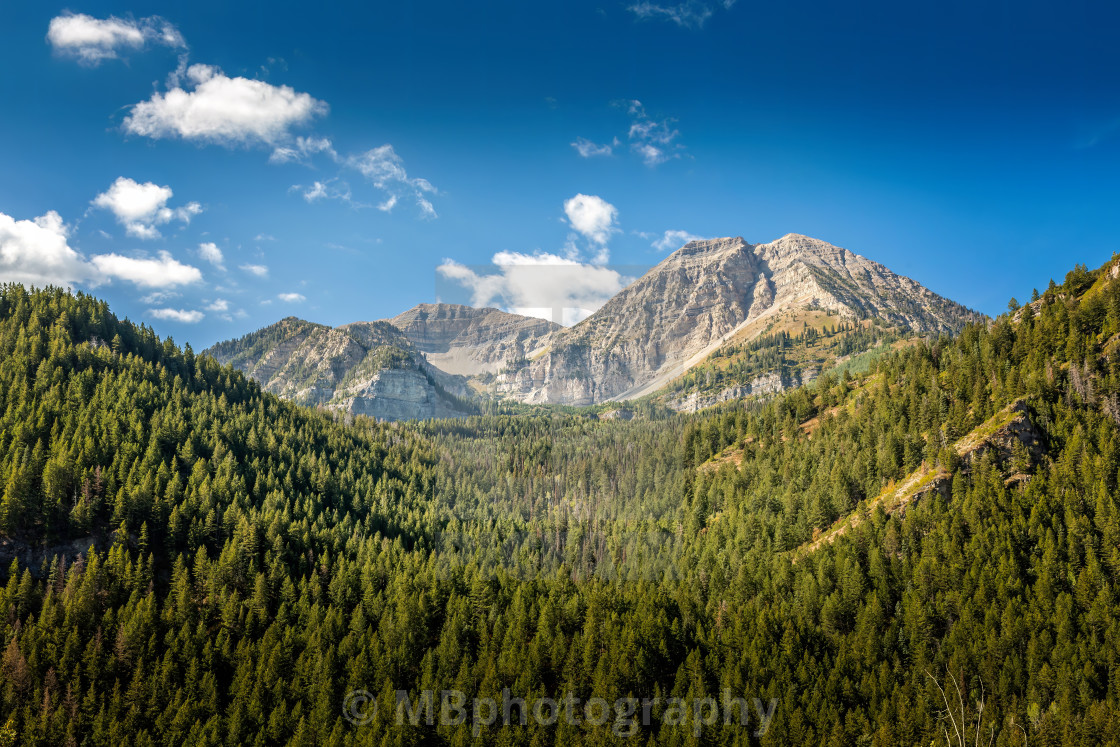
[207,233,982,415]
[666,371,808,413]
[757,233,972,332]
[203,317,472,420]
[389,304,559,377]
[493,237,767,404]
[956,399,1045,466]
[330,369,466,421]
[494,234,980,405]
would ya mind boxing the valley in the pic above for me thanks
[0,256,1117,743]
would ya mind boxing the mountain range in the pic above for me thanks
[2,247,1118,744]
[206,233,982,418]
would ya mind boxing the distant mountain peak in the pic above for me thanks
[495,232,982,405]
[209,232,983,414]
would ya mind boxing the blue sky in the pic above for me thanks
[1,1,1118,347]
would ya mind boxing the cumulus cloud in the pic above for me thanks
[0,208,203,293]
[0,210,90,287]
[240,263,268,277]
[197,241,224,269]
[277,292,306,303]
[625,100,682,166]
[347,145,438,218]
[47,12,185,65]
[89,251,203,288]
[571,136,618,158]
[438,252,631,326]
[652,229,705,251]
[148,308,204,323]
[205,298,237,321]
[91,177,201,239]
[628,0,736,28]
[564,194,618,245]
[123,64,327,147]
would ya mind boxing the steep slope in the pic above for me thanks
[207,234,980,412]
[496,234,980,405]
[797,398,1044,557]
[388,303,559,378]
[4,256,1120,744]
[204,316,472,420]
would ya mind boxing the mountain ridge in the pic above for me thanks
[494,233,980,404]
[206,233,983,417]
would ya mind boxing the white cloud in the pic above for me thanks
[47,13,185,65]
[628,0,735,28]
[90,251,203,288]
[377,195,399,212]
[198,241,224,269]
[240,263,269,277]
[206,299,229,312]
[148,308,204,323]
[347,145,438,218]
[652,229,705,251]
[625,100,682,166]
[438,251,630,326]
[563,194,618,245]
[293,179,353,204]
[571,136,618,158]
[0,208,208,292]
[269,136,337,164]
[277,292,306,303]
[123,64,327,147]
[416,197,437,219]
[303,182,328,201]
[0,210,91,287]
[140,290,179,304]
[574,101,684,167]
[91,177,201,239]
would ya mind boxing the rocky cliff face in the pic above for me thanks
[666,369,816,413]
[494,234,980,405]
[203,317,473,420]
[207,233,982,415]
[389,304,559,377]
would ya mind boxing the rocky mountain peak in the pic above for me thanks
[209,232,983,414]
[388,302,559,376]
[672,236,751,258]
[495,233,981,404]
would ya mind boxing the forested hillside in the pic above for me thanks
[1,258,1120,745]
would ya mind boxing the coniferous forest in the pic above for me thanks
[2,259,1120,745]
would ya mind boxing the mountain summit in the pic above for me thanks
[207,234,981,417]
[494,234,980,405]
[204,305,559,419]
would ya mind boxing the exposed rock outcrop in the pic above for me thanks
[494,234,980,405]
[207,233,982,416]
[204,317,473,420]
[797,398,1043,557]
[667,371,808,412]
[389,304,559,377]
